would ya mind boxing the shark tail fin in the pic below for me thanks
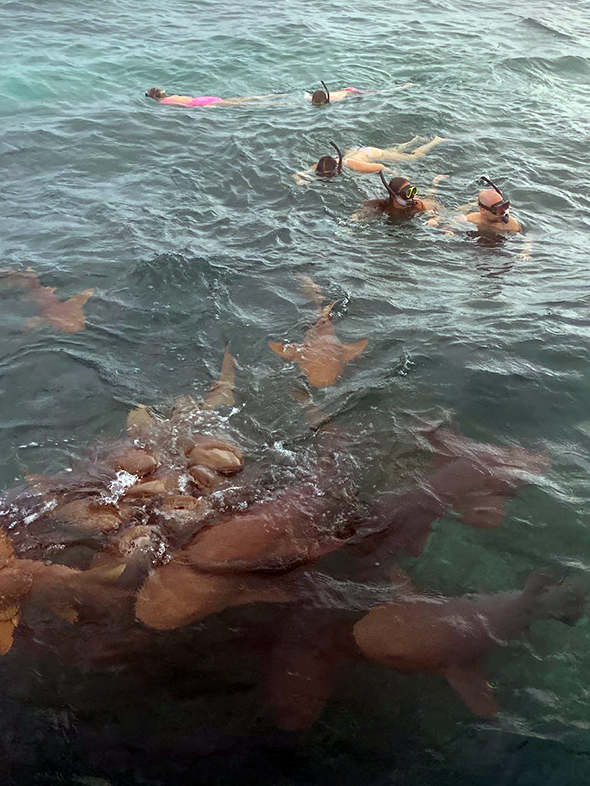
[294,273,324,309]
[204,345,237,410]
[49,562,128,624]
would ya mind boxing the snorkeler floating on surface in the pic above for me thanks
[146,80,414,109]
[305,80,415,104]
[145,87,278,107]
[430,177,533,259]
[351,172,450,221]
[466,178,523,232]
[355,172,447,219]
[293,136,445,183]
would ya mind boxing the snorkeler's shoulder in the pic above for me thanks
[416,198,438,212]
[505,216,523,232]
[464,212,481,225]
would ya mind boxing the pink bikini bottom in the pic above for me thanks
[187,96,224,106]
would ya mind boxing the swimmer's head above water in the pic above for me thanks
[478,177,510,224]
[316,141,343,177]
[145,87,166,100]
[379,172,419,207]
[311,81,330,105]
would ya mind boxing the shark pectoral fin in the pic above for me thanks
[269,341,298,361]
[127,404,157,434]
[23,316,44,331]
[204,346,237,410]
[66,288,94,308]
[0,614,18,655]
[84,562,127,582]
[51,604,79,624]
[443,661,499,718]
[342,338,368,362]
[0,531,15,567]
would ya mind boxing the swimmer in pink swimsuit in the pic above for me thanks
[145,87,277,108]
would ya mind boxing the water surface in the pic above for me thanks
[1,0,590,783]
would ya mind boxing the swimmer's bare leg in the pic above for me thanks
[378,136,446,161]
[223,94,281,104]
[388,135,425,153]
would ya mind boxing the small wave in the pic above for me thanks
[521,16,579,42]
[500,54,590,81]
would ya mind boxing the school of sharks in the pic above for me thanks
[0,265,586,733]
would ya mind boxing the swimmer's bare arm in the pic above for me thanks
[292,164,318,184]
[518,231,533,260]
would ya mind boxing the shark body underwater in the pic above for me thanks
[0,268,93,333]
[269,275,368,387]
[0,339,586,733]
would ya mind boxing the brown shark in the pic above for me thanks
[1,268,93,333]
[265,608,357,731]
[0,530,127,654]
[135,478,353,629]
[136,434,358,630]
[127,347,239,440]
[269,276,367,388]
[202,345,237,409]
[353,567,585,717]
[354,430,551,561]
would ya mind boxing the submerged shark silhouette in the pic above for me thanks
[0,530,126,654]
[0,268,93,333]
[354,567,586,717]
[269,275,367,388]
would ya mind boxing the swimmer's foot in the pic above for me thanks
[431,173,451,187]
[394,135,425,152]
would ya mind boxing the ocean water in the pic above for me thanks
[1,0,590,783]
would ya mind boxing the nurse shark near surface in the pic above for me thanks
[269,274,368,388]
[0,268,93,333]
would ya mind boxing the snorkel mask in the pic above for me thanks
[316,141,343,176]
[321,80,330,103]
[379,171,418,207]
[479,176,510,223]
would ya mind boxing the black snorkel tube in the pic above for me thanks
[479,176,510,223]
[329,140,343,174]
[379,171,417,208]
[321,80,330,103]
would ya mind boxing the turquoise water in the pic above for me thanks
[1,0,590,782]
